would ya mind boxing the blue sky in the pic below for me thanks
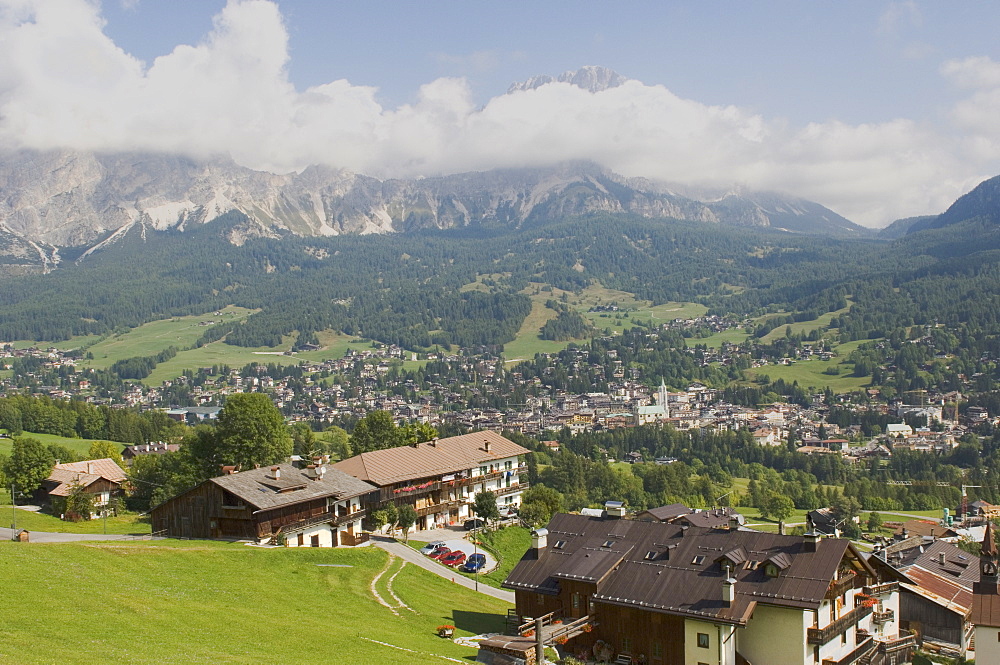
[4,0,1000,226]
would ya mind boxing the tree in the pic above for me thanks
[520,485,564,526]
[473,490,501,526]
[866,511,883,533]
[396,504,417,541]
[213,393,292,470]
[760,491,794,522]
[87,440,124,466]
[323,425,351,459]
[350,410,403,454]
[2,437,54,494]
[290,423,319,457]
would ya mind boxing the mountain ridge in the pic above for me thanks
[0,150,868,273]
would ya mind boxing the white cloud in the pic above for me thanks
[0,0,996,226]
[878,1,922,35]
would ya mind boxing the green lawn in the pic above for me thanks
[2,506,151,534]
[0,540,511,664]
[0,431,125,458]
[472,525,532,588]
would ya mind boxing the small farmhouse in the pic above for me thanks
[151,462,376,546]
[42,458,128,518]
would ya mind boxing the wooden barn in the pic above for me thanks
[151,463,376,546]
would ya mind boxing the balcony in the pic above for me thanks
[826,571,858,599]
[872,609,894,625]
[331,508,366,527]
[875,632,915,654]
[808,605,873,645]
[496,482,528,497]
[863,581,898,596]
[381,481,441,502]
[414,498,467,518]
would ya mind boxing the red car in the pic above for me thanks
[441,551,467,567]
[428,546,452,560]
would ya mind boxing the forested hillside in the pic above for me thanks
[1,203,1000,359]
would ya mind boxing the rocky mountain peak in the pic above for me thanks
[507,66,629,94]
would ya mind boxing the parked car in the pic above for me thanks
[419,541,447,555]
[463,518,484,530]
[498,507,517,519]
[441,551,467,567]
[428,546,452,560]
[460,553,487,573]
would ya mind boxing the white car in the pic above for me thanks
[418,540,447,555]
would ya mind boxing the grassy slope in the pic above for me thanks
[82,306,256,370]
[0,540,511,665]
[2,505,151,534]
[0,431,125,458]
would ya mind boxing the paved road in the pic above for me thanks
[0,526,159,543]
[372,535,515,603]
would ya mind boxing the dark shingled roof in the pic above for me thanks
[638,503,691,522]
[505,513,871,626]
[210,463,376,511]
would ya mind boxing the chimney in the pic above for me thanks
[271,466,280,480]
[778,520,786,536]
[484,438,492,453]
[430,437,438,447]
[930,528,935,541]
[87,461,93,474]
[680,526,689,538]
[729,516,740,531]
[938,551,946,566]
[318,465,326,480]
[723,567,736,607]
[531,528,548,551]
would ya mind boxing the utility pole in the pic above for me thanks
[10,482,16,533]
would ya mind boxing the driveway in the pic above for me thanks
[373,535,514,603]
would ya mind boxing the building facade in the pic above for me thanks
[501,513,911,665]
[333,431,529,531]
[151,462,375,546]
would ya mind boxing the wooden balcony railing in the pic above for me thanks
[863,581,898,596]
[875,632,915,654]
[871,609,894,624]
[496,482,528,497]
[808,605,873,645]
[826,571,858,599]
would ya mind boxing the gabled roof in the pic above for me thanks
[51,458,127,483]
[209,463,376,511]
[638,503,690,522]
[901,566,972,616]
[505,513,864,626]
[332,431,528,486]
[45,458,127,496]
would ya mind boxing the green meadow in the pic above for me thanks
[0,431,125,458]
[0,540,511,664]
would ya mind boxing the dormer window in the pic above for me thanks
[765,563,779,578]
